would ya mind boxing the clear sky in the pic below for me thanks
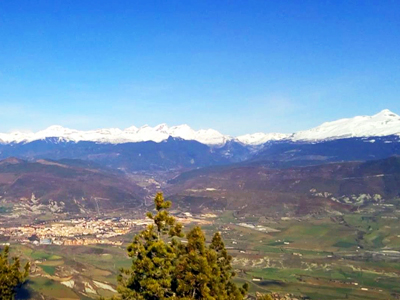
[0,0,399,136]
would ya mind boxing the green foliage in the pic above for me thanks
[116,192,247,300]
[116,192,183,300]
[173,226,247,299]
[0,245,30,300]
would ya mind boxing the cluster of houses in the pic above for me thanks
[0,217,153,246]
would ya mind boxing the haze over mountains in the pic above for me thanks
[1,109,400,146]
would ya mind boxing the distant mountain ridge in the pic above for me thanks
[0,137,252,171]
[0,124,231,145]
[1,109,400,146]
[290,109,400,141]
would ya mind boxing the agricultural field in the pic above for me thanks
[12,241,133,299]
[7,203,400,300]
[208,208,400,300]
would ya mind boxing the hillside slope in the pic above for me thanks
[167,157,400,216]
[0,158,146,214]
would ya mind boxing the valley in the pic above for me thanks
[1,110,400,299]
[3,1,400,298]
[4,204,400,299]
[1,154,400,300]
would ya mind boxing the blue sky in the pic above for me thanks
[0,0,399,135]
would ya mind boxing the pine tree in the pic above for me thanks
[0,245,30,300]
[173,227,248,300]
[116,192,247,300]
[174,226,214,299]
[209,232,248,299]
[117,192,183,300]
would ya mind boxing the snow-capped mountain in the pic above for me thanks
[0,124,231,146]
[236,132,289,145]
[0,109,399,146]
[290,109,400,141]
[237,109,400,144]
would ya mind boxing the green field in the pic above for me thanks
[12,243,130,299]
[9,206,400,300]
[202,209,400,300]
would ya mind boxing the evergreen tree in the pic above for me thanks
[116,192,248,300]
[117,192,183,300]
[0,245,30,300]
[174,228,248,300]
[174,226,214,299]
[209,232,248,299]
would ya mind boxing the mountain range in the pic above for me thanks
[1,109,400,217]
[0,109,399,172]
[1,109,400,146]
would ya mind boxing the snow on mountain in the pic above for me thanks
[236,132,289,145]
[0,131,32,144]
[291,109,400,141]
[225,109,400,145]
[0,124,231,145]
[1,109,399,146]
[168,125,231,145]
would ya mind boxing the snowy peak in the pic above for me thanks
[0,109,399,146]
[292,109,400,141]
[0,124,231,145]
[236,132,289,145]
[35,125,78,138]
[125,125,138,132]
[374,109,398,118]
[235,109,400,145]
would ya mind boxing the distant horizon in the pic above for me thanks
[1,1,400,135]
[1,108,399,137]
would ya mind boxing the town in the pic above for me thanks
[0,217,153,246]
[0,213,214,246]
